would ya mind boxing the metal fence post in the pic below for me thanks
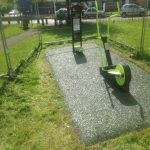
[140,0,148,51]
[34,0,42,48]
[0,13,13,77]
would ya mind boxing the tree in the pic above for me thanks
[0,0,47,10]
[0,0,10,9]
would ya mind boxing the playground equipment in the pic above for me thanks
[71,5,84,53]
[95,0,131,92]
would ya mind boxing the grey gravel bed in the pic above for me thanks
[45,43,150,146]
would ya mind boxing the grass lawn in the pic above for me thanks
[107,19,150,51]
[1,42,150,150]
[0,21,150,149]
[0,24,38,40]
[41,18,150,52]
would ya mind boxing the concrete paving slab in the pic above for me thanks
[45,43,150,146]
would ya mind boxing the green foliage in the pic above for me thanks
[132,50,150,61]
[0,0,47,10]
[0,0,10,9]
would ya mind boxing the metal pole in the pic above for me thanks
[0,10,13,77]
[34,0,42,47]
[66,0,70,24]
[140,0,148,51]
[53,0,56,25]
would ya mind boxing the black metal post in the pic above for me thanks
[101,36,113,66]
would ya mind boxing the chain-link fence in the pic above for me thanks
[0,3,150,78]
[0,23,40,77]
[102,16,150,52]
[0,3,42,78]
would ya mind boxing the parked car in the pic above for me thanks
[83,7,105,19]
[121,4,147,17]
[9,9,19,16]
[55,8,67,20]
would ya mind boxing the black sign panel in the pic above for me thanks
[71,5,82,52]
[73,31,81,41]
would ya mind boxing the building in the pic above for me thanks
[103,0,150,11]
[70,0,150,12]
[18,0,150,15]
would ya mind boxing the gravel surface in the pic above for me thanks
[45,43,150,146]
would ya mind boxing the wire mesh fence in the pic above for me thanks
[102,16,150,52]
[0,4,150,78]
[0,25,40,77]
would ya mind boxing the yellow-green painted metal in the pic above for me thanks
[95,1,131,91]
[95,0,120,71]
[107,1,120,38]
[115,64,126,86]
[95,0,104,69]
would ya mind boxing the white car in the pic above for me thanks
[55,8,67,19]
[121,4,147,17]
[9,9,19,16]
[83,7,105,19]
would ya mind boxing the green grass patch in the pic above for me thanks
[1,41,150,149]
[0,24,38,40]
[42,19,150,53]
[1,20,150,149]
[109,41,150,74]
[107,19,150,52]
[41,22,98,44]
[1,20,150,74]
[0,35,39,74]
[0,49,82,150]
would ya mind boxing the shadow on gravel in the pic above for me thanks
[104,79,144,121]
[73,52,87,64]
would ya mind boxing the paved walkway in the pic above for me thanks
[0,29,39,50]
[0,25,55,50]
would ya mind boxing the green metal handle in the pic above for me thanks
[95,0,104,69]
[95,1,101,40]
[107,1,120,38]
